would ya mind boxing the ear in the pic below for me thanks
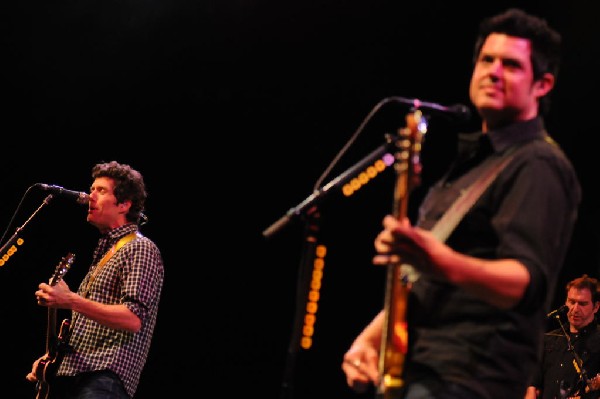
[534,72,555,98]
[118,200,132,215]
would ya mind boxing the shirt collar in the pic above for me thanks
[486,117,547,153]
[105,223,138,242]
[458,117,547,155]
[574,320,599,336]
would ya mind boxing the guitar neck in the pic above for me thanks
[44,252,75,355]
[45,308,58,355]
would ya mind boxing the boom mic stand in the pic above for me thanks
[264,134,398,399]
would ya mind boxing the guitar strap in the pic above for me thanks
[430,148,517,242]
[430,132,561,243]
[82,232,140,298]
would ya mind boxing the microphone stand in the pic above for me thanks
[265,134,398,399]
[555,313,590,398]
[0,195,54,266]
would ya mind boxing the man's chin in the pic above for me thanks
[476,101,504,112]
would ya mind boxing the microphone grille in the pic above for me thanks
[449,104,472,122]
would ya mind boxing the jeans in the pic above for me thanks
[52,370,130,399]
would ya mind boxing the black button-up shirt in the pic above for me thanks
[404,117,582,398]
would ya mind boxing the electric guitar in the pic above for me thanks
[34,252,75,399]
[376,110,426,399]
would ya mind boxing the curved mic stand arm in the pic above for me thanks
[555,314,590,396]
[263,134,396,239]
[0,194,54,265]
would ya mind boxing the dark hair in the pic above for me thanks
[473,8,562,116]
[92,160,147,224]
[566,274,600,304]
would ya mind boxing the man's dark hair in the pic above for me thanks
[566,274,600,304]
[473,8,562,116]
[92,160,147,224]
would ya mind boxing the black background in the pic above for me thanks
[1,1,599,398]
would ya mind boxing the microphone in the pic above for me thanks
[547,304,568,318]
[390,96,472,122]
[37,184,89,205]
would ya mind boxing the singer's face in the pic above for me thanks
[87,177,130,233]
[469,33,553,128]
[565,287,599,332]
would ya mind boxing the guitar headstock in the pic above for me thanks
[403,110,427,190]
[392,109,428,218]
[49,252,75,286]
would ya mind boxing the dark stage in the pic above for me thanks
[2,1,599,398]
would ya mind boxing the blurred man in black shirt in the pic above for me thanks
[526,275,600,399]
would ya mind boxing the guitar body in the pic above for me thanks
[34,253,75,399]
[35,318,71,399]
[34,358,53,399]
